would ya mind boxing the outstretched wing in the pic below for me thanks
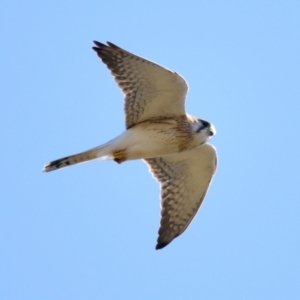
[144,144,217,250]
[92,41,188,129]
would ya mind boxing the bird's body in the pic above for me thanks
[45,114,212,170]
[44,41,217,249]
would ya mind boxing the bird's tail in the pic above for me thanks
[43,142,114,172]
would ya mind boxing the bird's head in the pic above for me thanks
[188,115,216,145]
[196,119,216,137]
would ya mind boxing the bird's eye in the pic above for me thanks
[196,120,210,133]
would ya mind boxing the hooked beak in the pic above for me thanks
[209,124,216,136]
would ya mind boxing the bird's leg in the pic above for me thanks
[113,149,127,164]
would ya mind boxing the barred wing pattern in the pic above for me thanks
[92,41,188,129]
[145,144,217,249]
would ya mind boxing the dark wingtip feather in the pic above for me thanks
[155,241,171,250]
[106,41,119,48]
[92,41,107,53]
[93,40,106,47]
[92,40,121,52]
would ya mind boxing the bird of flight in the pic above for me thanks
[44,41,217,250]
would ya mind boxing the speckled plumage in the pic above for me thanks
[145,144,217,249]
[44,41,217,250]
[93,41,188,129]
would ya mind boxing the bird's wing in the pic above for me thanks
[144,144,217,250]
[92,41,188,129]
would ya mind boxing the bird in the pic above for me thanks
[44,41,217,250]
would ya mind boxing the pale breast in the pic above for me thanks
[120,116,195,160]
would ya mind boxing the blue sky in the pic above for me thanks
[1,1,300,299]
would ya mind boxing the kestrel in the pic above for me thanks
[44,41,217,250]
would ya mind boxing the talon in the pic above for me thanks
[113,149,126,164]
[114,158,124,164]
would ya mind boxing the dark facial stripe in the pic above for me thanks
[196,120,210,133]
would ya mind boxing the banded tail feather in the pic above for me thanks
[43,141,115,172]
[43,149,101,172]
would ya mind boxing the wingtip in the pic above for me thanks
[92,40,120,51]
[106,41,118,48]
[155,241,170,250]
[92,41,108,52]
[93,40,103,47]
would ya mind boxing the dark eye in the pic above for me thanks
[196,120,210,133]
